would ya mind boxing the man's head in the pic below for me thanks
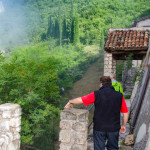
[100,76,112,87]
[110,73,116,80]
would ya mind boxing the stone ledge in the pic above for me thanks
[0,103,20,112]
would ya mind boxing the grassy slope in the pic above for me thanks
[65,53,104,100]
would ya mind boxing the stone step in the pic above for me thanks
[87,143,133,150]
[119,146,133,150]
[124,84,135,87]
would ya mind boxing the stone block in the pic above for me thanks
[0,120,10,131]
[61,111,77,120]
[7,142,16,150]
[12,108,21,117]
[72,122,87,132]
[108,56,113,61]
[0,138,5,146]
[124,134,134,146]
[104,57,109,61]
[2,111,12,119]
[1,142,7,150]
[104,69,111,75]
[112,65,116,69]
[112,60,116,65]
[10,126,21,132]
[104,52,112,57]
[104,68,110,72]
[1,134,9,144]
[5,132,13,142]
[71,144,86,150]
[10,116,21,128]
[104,61,109,65]
[59,130,71,143]
[106,64,112,69]
[104,64,110,69]
[104,72,110,76]
[0,103,20,112]
[60,121,71,130]
[74,132,87,144]
[108,60,112,65]
[78,113,88,122]
[16,126,21,132]
[13,132,20,141]
[13,140,20,150]
[59,143,70,150]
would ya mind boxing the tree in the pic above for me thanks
[62,19,67,39]
[54,19,60,39]
[73,14,79,44]
[47,16,53,38]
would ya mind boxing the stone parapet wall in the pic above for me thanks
[0,103,21,150]
[59,108,89,150]
[104,51,116,76]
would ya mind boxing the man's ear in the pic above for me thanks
[100,83,103,87]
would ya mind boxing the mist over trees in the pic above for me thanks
[0,0,28,51]
[0,0,150,149]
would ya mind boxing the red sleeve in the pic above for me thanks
[120,97,128,113]
[81,92,95,106]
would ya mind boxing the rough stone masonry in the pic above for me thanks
[104,51,116,76]
[59,108,89,150]
[0,103,21,150]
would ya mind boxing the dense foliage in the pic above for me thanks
[0,43,100,149]
[0,0,150,149]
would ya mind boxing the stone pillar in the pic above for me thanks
[112,58,117,75]
[0,103,21,150]
[104,51,116,76]
[59,108,89,150]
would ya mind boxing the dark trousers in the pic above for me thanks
[93,130,119,150]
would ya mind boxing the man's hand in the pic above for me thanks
[64,97,83,109]
[120,125,126,134]
[120,112,128,134]
[64,102,73,109]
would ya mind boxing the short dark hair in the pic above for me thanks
[100,76,112,86]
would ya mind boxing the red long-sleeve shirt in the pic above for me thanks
[81,92,128,113]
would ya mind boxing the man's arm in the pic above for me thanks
[120,112,128,133]
[64,92,95,109]
[64,97,83,108]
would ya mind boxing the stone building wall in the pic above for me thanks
[123,67,139,97]
[0,103,21,150]
[59,108,89,150]
[132,68,150,150]
[129,45,150,150]
[104,51,116,76]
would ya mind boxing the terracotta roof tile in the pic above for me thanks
[104,28,150,51]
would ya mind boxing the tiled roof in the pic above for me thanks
[104,28,150,52]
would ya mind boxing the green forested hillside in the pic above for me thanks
[11,0,150,45]
[0,0,150,149]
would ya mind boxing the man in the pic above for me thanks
[65,76,128,150]
[110,74,124,96]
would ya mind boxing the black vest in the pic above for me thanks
[93,84,123,132]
